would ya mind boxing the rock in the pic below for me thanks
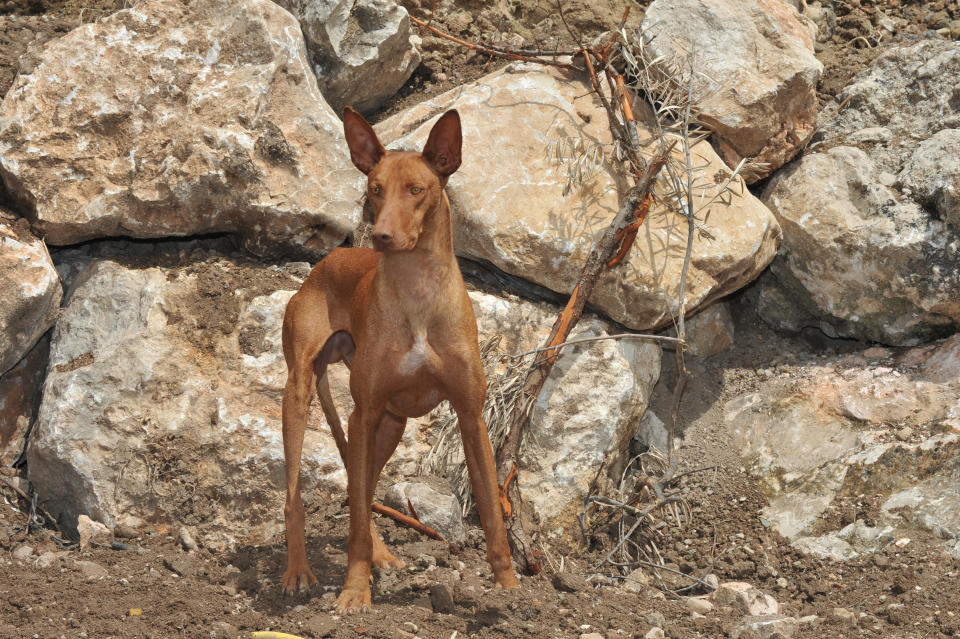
[684,597,714,614]
[551,571,589,593]
[703,573,719,591]
[35,550,63,569]
[644,629,665,639]
[757,40,960,345]
[469,292,662,532]
[580,634,604,639]
[27,257,348,545]
[0,335,48,466]
[385,477,465,545]
[622,567,651,593]
[729,615,799,639]
[178,526,198,552]
[682,302,734,357]
[0,215,61,377]
[897,129,960,230]
[375,63,780,333]
[646,612,666,628]
[163,554,194,577]
[724,338,960,558]
[634,410,671,456]
[429,583,455,614]
[711,582,780,616]
[641,0,822,181]
[0,0,363,257]
[272,0,420,113]
[12,544,33,561]
[76,514,111,549]
[114,524,140,539]
[75,559,108,580]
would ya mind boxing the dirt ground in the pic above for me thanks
[2,0,960,638]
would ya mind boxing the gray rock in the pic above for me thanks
[729,615,799,639]
[429,583,455,614]
[0,0,363,257]
[385,477,465,545]
[758,40,960,344]
[641,0,822,181]
[0,216,60,377]
[272,0,420,113]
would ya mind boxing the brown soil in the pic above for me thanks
[3,1,960,638]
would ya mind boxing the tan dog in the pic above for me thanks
[280,107,519,613]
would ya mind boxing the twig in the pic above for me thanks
[371,502,460,554]
[503,331,683,361]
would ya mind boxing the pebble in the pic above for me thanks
[429,583,455,614]
[644,628,665,639]
[684,597,714,614]
[580,633,603,639]
[35,551,61,569]
[12,545,34,562]
[895,427,914,441]
[178,526,197,551]
[646,612,666,628]
[552,571,589,593]
[75,560,108,580]
[114,525,140,539]
[702,573,719,591]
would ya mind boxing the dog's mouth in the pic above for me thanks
[372,237,415,252]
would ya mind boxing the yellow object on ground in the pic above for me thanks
[250,632,308,639]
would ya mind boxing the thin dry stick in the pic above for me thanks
[371,502,460,554]
[495,147,672,573]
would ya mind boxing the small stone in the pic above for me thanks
[35,551,61,569]
[702,573,719,591]
[75,560,108,580]
[429,583,455,614]
[415,554,437,570]
[684,597,714,614]
[831,607,857,624]
[12,545,34,561]
[114,525,140,539]
[622,567,651,593]
[552,571,589,593]
[895,427,913,441]
[178,526,197,551]
[580,633,604,639]
[77,515,111,549]
[776,577,789,589]
[646,612,666,628]
[644,629,665,639]
[163,555,194,577]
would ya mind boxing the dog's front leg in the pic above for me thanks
[335,406,380,614]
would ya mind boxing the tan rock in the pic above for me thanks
[0,0,363,256]
[0,215,60,376]
[376,63,780,332]
[641,0,822,181]
[712,581,780,616]
[77,514,111,549]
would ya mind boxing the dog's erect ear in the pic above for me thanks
[343,106,385,175]
[422,110,462,178]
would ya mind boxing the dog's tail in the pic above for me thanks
[315,370,348,463]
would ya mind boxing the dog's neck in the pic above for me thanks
[376,191,459,304]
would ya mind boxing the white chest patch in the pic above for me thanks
[398,333,431,376]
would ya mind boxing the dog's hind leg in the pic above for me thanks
[280,290,328,594]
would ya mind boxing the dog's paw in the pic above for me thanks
[372,549,405,572]
[281,565,318,595]
[334,587,371,614]
[494,571,520,590]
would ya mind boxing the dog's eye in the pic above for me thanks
[370,184,381,195]
[410,186,423,195]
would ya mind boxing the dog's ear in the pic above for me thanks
[343,106,385,175]
[422,110,462,178]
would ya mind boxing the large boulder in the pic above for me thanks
[0,336,49,467]
[725,337,960,560]
[757,40,960,345]
[0,213,61,376]
[0,0,363,257]
[375,63,780,332]
[272,0,421,113]
[641,0,822,182]
[27,252,660,544]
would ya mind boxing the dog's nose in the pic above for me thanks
[372,229,393,249]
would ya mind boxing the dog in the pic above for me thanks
[279,106,519,614]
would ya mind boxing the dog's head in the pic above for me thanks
[343,106,461,253]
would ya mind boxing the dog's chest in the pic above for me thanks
[397,332,436,376]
